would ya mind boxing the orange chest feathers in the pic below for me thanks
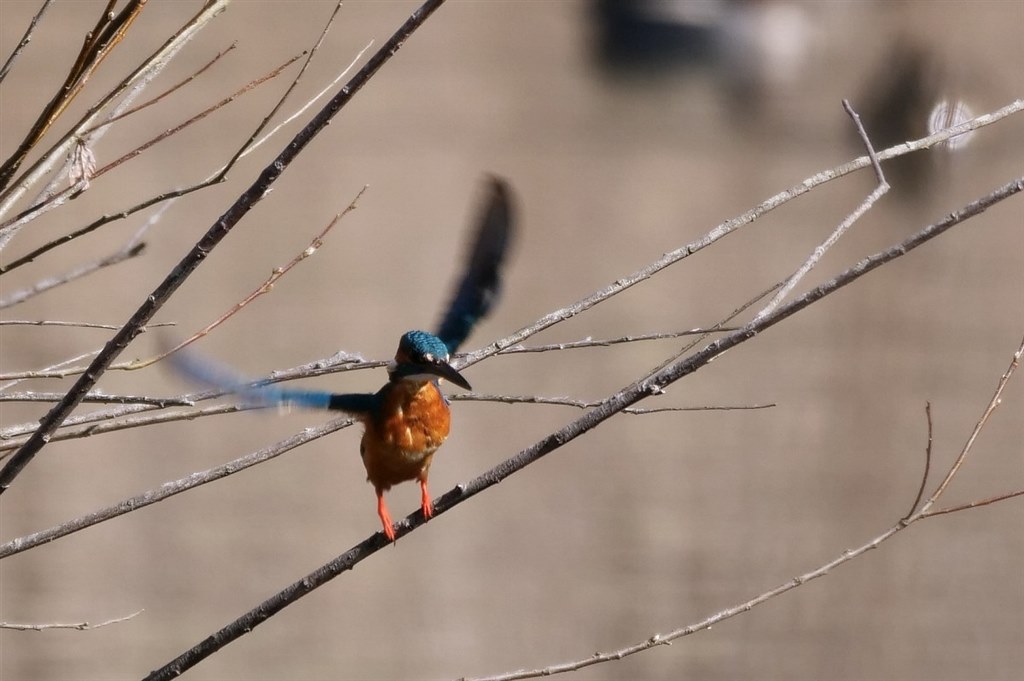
[359,380,452,491]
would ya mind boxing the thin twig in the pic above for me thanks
[922,489,1024,518]
[80,43,238,135]
[0,0,56,84]
[453,393,775,415]
[497,328,740,354]
[0,392,192,407]
[90,53,303,178]
[0,609,144,632]
[753,100,889,323]
[919,333,1024,511]
[0,320,174,330]
[0,241,145,309]
[904,401,933,521]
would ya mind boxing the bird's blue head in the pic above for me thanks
[389,330,472,390]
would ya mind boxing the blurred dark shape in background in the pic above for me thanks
[591,0,815,116]
[858,39,958,202]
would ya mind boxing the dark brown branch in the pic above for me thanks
[0,0,449,495]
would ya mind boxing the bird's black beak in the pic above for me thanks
[428,359,472,391]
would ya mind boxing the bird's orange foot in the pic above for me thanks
[420,479,433,519]
[377,492,396,541]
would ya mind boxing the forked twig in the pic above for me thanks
[753,100,888,323]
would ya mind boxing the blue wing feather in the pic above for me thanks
[168,349,376,416]
[435,175,516,354]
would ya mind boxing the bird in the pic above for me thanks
[171,176,515,541]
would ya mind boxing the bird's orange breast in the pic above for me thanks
[359,380,451,492]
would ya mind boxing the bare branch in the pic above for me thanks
[496,328,740,354]
[903,401,933,521]
[753,100,888,323]
[922,489,1024,518]
[80,43,238,135]
[0,241,146,309]
[919,333,1024,511]
[0,320,173,330]
[0,0,56,84]
[453,393,775,415]
[0,609,143,632]
[0,392,192,408]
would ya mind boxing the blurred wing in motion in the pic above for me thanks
[168,349,376,415]
[435,175,516,354]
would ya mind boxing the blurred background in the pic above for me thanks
[1,1,1021,679]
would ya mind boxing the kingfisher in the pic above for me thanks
[173,177,515,541]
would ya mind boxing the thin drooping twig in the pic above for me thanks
[126,185,368,370]
[462,334,1024,681]
[0,0,56,84]
[0,0,450,496]
[0,609,144,632]
[139,178,1023,681]
[753,99,888,323]
[904,401,933,521]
